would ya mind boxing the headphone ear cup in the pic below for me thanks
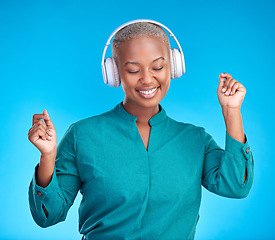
[170,49,176,79]
[111,58,120,87]
[170,48,184,79]
[105,57,120,87]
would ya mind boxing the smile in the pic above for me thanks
[136,87,159,99]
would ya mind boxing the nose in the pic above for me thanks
[140,68,154,85]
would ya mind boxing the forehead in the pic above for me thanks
[116,36,170,62]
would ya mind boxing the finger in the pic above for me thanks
[43,110,55,130]
[231,82,246,95]
[28,123,47,137]
[32,113,49,125]
[30,127,53,141]
[28,120,46,134]
[218,74,226,92]
[28,128,48,141]
[224,78,237,96]
[230,82,241,95]
[220,72,232,79]
[28,125,34,133]
[28,121,54,142]
[219,73,232,93]
[46,128,54,136]
[36,120,47,131]
[223,76,232,93]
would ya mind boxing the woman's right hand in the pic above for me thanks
[28,110,57,157]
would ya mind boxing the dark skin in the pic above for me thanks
[28,35,247,218]
[115,36,247,181]
[136,121,151,150]
[114,36,171,150]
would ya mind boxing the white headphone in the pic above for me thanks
[101,19,186,87]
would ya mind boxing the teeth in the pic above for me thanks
[138,88,157,95]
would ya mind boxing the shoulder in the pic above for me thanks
[166,115,205,133]
[161,114,206,144]
[70,107,118,133]
[157,114,207,148]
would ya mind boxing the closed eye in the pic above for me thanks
[153,67,163,71]
[128,70,140,74]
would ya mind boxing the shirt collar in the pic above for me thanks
[114,102,167,126]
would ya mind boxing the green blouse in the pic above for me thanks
[29,103,254,240]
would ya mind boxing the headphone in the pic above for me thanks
[101,19,186,87]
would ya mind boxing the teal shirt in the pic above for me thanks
[29,103,254,239]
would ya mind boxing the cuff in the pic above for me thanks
[31,164,58,202]
[225,132,251,160]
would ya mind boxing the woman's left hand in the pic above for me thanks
[217,73,246,110]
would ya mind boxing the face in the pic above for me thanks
[115,36,171,111]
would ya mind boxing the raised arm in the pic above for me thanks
[28,111,81,227]
[217,73,246,143]
[217,73,247,182]
[28,110,57,188]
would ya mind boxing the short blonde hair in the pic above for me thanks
[111,22,170,58]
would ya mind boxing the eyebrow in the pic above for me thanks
[153,57,165,62]
[124,57,165,66]
[124,61,139,66]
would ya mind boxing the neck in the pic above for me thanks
[122,100,159,124]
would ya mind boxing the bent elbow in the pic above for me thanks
[31,212,52,228]
[35,219,53,228]
[231,189,250,199]
[32,212,66,228]
[229,181,253,199]
[30,204,66,228]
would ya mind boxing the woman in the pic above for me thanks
[28,20,254,239]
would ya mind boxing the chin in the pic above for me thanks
[139,101,161,109]
[135,95,164,109]
[124,86,168,110]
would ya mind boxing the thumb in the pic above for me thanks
[43,109,55,129]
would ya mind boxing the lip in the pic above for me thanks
[136,86,159,99]
[136,86,159,91]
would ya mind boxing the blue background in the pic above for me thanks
[0,0,274,239]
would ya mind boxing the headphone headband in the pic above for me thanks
[101,19,185,84]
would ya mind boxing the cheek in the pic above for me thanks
[162,62,171,79]
[164,79,171,92]
[160,68,171,88]
[161,71,171,95]
[120,80,129,93]
[120,77,136,94]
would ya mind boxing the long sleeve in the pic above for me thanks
[201,129,254,198]
[28,124,81,228]
[28,103,255,238]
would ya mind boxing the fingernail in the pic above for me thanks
[225,91,229,95]
[222,88,226,92]
[48,130,53,135]
[47,135,52,140]
[230,92,233,95]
